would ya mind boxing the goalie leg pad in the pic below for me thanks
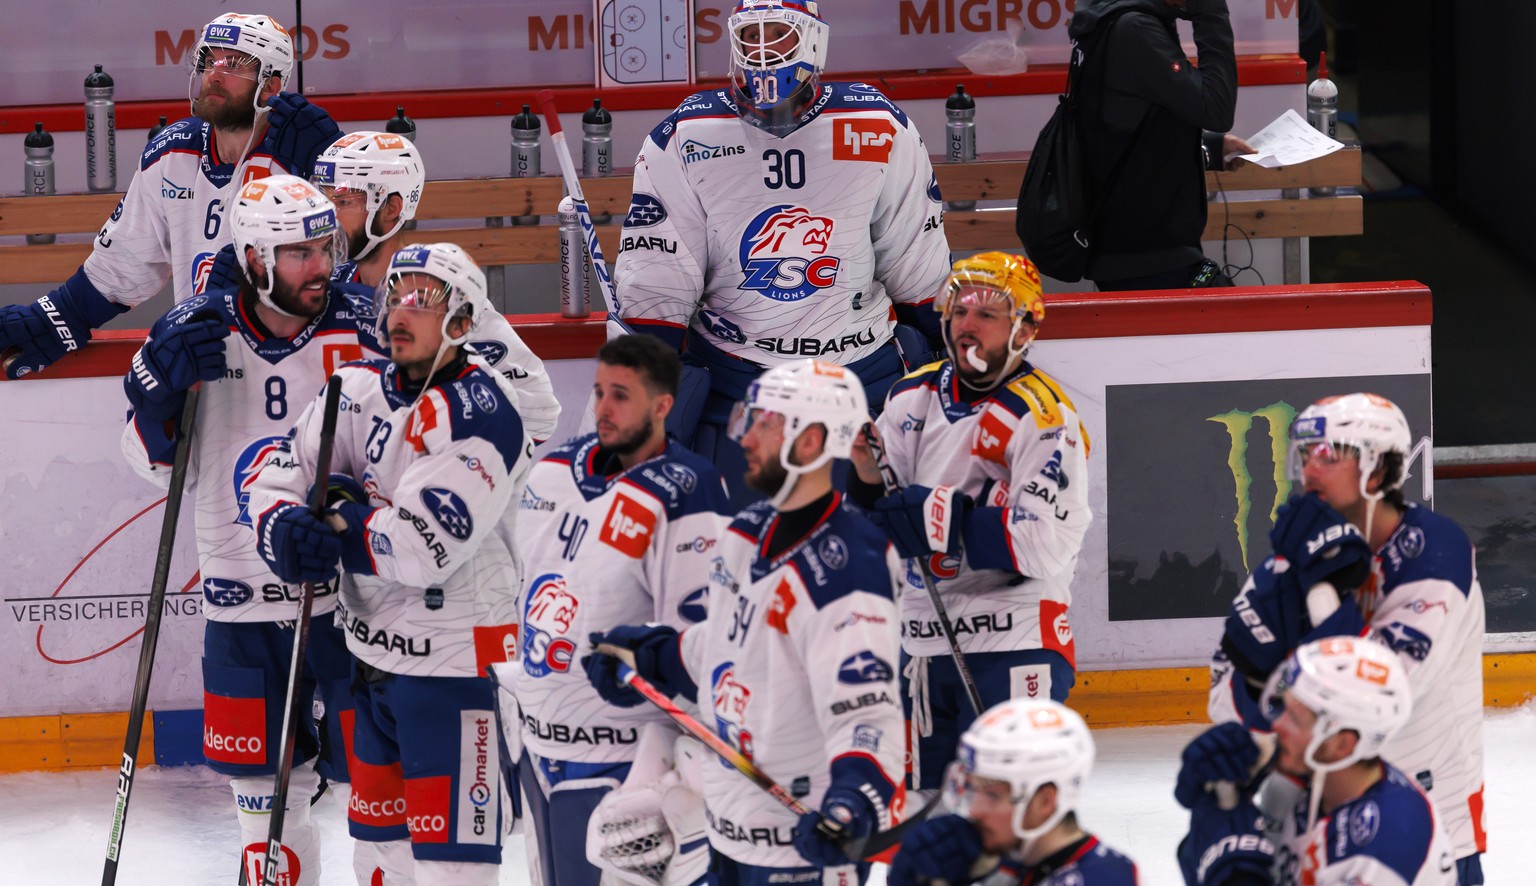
[523,750,629,886]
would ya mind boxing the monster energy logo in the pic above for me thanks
[1207,401,1297,571]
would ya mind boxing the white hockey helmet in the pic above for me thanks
[189,13,295,113]
[727,0,830,136]
[311,131,427,262]
[1288,393,1413,495]
[376,242,490,347]
[1261,636,1413,774]
[728,358,868,507]
[945,699,1095,844]
[936,252,1045,391]
[231,174,341,315]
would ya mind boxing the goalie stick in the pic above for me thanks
[101,386,201,886]
[864,425,984,717]
[253,375,344,886]
[594,645,941,859]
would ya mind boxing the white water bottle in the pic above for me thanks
[1306,53,1338,196]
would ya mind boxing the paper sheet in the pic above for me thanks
[1235,108,1345,168]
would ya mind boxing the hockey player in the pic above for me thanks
[1178,637,1456,885]
[887,699,1137,886]
[120,175,380,885]
[1207,393,1486,883]
[847,252,1092,791]
[586,358,907,883]
[199,129,564,442]
[246,242,533,885]
[1,12,340,378]
[615,0,952,504]
[512,333,731,886]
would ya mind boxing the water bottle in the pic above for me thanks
[510,104,542,226]
[1306,52,1338,196]
[582,99,613,224]
[146,115,168,144]
[25,123,56,245]
[387,106,420,229]
[84,64,117,193]
[386,105,417,142]
[558,196,590,319]
[945,84,976,211]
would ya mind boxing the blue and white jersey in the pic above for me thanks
[615,83,950,365]
[121,287,384,623]
[87,102,334,307]
[982,834,1137,885]
[1277,765,1456,885]
[513,435,730,764]
[680,496,906,867]
[1211,505,1486,860]
[246,358,533,677]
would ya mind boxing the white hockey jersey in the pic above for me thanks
[679,495,906,867]
[87,115,310,307]
[121,287,385,623]
[333,259,562,445]
[1274,764,1456,885]
[615,83,951,365]
[1210,505,1487,860]
[246,358,533,677]
[513,435,731,764]
[874,361,1093,661]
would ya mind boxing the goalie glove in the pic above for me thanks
[587,769,708,886]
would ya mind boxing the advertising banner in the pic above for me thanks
[2,0,1301,106]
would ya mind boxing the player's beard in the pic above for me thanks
[744,453,790,496]
[346,223,372,263]
[601,418,654,457]
[270,273,330,319]
[194,81,258,130]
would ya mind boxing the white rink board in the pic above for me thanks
[0,321,1428,718]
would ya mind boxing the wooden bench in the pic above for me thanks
[0,148,1360,287]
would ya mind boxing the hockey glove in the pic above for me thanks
[1177,794,1276,886]
[2,269,128,378]
[1269,493,1373,595]
[124,310,229,421]
[886,814,990,886]
[1219,567,1308,689]
[791,785,876,867]
[869,484,969,560]
[584,625,698,706]
[263,93,343,179]
[203,244,245,294]
[1174,723,1262,809]
[257,503,343,584]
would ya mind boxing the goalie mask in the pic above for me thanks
[937,252,1045,392]
[230,175,342,317]
[727,358,868,508]
[1261,636,1412,775]
[727,0,830,137]
[311,131,426,262]
[188,13,294,117]
[944,699,1094,848]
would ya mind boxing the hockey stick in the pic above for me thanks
[101,387,201,886]
[533,89,633,334]
[864,427,984,717]
[256,375,344,886]
[593,646,940,859]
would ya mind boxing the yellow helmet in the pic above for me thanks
[939,251,1045,328]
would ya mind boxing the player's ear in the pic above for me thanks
[653,391,675,424]
[260,73,283,104]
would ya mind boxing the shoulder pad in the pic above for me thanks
[141,117,206,170]
[888,362,945,400]
[825,82,911,126]
[648,89,735,150]
[797,506,896,608]
[1324,771,1437,882]
[1378,505,1475,597]
[438,368,526,470]
[730,501,776,538]
[630,447,730,519]
[997,366,1075,429]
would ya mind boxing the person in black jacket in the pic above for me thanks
[1069,0,1251,291]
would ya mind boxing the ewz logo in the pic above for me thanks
[737,204,840,303]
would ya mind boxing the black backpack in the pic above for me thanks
[1015,12,1150,282]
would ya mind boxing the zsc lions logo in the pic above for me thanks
[737,204,840,303]
[710,662,754,762]
[231,435,290,526]
[421,487,473,540]
[521,573,580,677]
